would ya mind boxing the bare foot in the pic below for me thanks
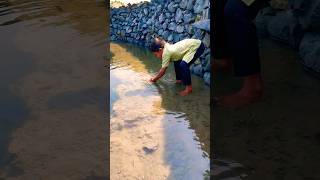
[214,91,262,108]
[179,86,192,96]
[175,80,182,84]
[213,58,232,71]
[215,74,263,108]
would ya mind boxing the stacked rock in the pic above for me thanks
[110,0,211,85]
[255,0,320,76]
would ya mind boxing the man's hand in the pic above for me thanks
[149,67,167,83]
[149,77,156,83]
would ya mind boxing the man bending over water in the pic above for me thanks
[149,37,205,96]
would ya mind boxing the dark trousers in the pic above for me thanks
[174,42,205,86]
[213,0,268,77]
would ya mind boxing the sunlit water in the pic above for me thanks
[110,42,210,179]
[0,0,107,179]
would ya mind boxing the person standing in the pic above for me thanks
[213,0,269,108]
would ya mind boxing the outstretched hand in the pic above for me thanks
[149,78,157,83]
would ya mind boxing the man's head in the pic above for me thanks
[150,38,164,59]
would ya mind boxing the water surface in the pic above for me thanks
[214,39,320,180]
[0,0,107,179]
[110,42,210,179]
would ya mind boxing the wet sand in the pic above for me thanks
[214,39,320,180]
[0,0,107,179]
[110,43,210,179]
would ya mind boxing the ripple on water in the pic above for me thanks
[110,42,210,179]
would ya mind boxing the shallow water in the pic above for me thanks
[110,42,210,179]
[214,39,320,180]
[0,0,107,179]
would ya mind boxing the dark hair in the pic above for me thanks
[149,38,163,52]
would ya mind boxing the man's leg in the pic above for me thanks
[212,0,232,71]
[174,60,182,84]
[215,0,265,108]
[179,61,192,96]
[178,42,206,96]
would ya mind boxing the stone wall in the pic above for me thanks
[256,0,320,76]
[110,0,211,85]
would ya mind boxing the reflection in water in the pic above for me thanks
[110,43,210,179]
[0,0,107,179]
[0,27,33,170]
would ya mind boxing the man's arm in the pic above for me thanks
[150,67,167,82]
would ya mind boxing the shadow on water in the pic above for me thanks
[0,27,33,174]
[47,87,106,110]
[110,42,210,179]
[214,39,320,180]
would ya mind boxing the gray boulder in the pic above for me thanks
[299,32,320,74]
[168,2,178,13]
[202,32,210,47]
[289,0,308,17]
[159,13,165,23]
[173,33,180,42]
[192,19,210,32]
[144,8,148,16]
[192,64,204,77]
[254,7,277,38]
[162,31,170,40]
[298,0,320,30]
[183,13,195,23]
[146,18,153,25]
[186,24,194,34]
[162,22,168,30]
[168,22,177,31]
[201,8,210,20]
[203,72,210,85]
[187,0,194,11]
[168,34,174,42]
[158,29,164,36]
[125,27,132,33]
[194,0,209,14]
[179,0,188,9]
[203,54,211,72]
[267,11,303,48]
[120,30,125,37]
[165,12,171,18]
[176,25,184,33]
[156,4,162,12]
[175,8,183,23]
[194,28,204,39]
[142,23,147,29]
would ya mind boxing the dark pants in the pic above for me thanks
[174,42,205,86]
[213,0,268,77]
